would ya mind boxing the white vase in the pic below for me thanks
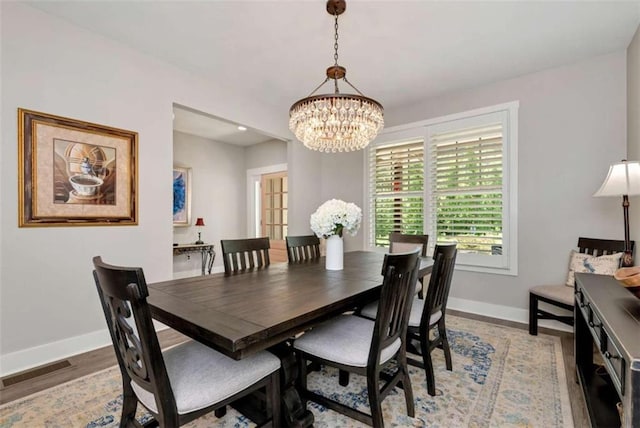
[325,235,344,271]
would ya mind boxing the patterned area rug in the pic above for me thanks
[0,315,573,427]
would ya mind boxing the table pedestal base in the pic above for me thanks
[270,343,314,428]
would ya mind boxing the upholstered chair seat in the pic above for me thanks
[529,284,574,306]
[293,314,400,367]
[408,301,442,328]
[360,299,442,328]
[358,301,378,320]
[132,340,280,415]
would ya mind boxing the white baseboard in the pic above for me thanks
[1,329,112,377]
[0,321,170,378]
[2,296,570,377]
[448,296,573,333]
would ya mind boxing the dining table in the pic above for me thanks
[147,250,433,427]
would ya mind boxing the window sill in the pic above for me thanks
[453,263,518,276]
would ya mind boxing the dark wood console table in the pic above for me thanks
[172,243,215,275]
[575,273,640,428]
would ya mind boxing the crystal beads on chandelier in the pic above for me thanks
[289,95,384,153]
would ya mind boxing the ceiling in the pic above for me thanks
[173,105,277,146]
[27,1,640,145]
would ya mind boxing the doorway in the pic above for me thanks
[246,163,288,263]
[261,172,288,262]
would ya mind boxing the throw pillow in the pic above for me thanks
[565,250,622,286]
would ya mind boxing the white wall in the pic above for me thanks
[386,52,627,325]
[287,142,323,236]
[0,3,289,375]
[320,152,366,251]
[286,144,365,251]
[245,139,287,171]
[628,24,640,257]
[172,131,247,276]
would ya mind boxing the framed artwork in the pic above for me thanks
[173,166,192,226]
[18,108,138,227]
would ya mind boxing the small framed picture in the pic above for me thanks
[173,166,192,226]
[18,108,138,227]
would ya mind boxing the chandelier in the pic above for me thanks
[289,0,384,153]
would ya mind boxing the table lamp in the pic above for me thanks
[194,217,205,244]
[593,159,640,267]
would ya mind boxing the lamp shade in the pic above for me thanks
[593,160,640,197]
[195,217,205,226]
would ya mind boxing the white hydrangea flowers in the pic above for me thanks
[310,199,362,238]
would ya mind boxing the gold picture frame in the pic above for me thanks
[18,108,138,227]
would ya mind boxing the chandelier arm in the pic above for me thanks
[306,77,331,97]
[342,76,365,97]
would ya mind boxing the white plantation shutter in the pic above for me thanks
[367,102,517,275]
[369,140,424,248]
[428,123,503,255]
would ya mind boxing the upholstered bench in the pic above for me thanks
[528,237,631,335]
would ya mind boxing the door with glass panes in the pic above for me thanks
[261,172,288,263]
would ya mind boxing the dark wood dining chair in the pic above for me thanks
[294,250,420,428]
[528,237,633,335]
[356,232,430,320]
[92,256,281,427]
[389,232,429,297]
[220,237,270,274]
[285,235,321,263]
[405,244,457,396]
[389,232,429,256]
[339,233,429,388]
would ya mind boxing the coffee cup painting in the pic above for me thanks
[53,141,116,205]
[19,108,137,227]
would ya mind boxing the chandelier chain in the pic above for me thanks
[333,13,339,66]
[333,12,340,93]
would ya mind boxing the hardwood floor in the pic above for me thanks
[0,311,588,426]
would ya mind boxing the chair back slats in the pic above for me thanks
[369,250,421,368]
[221,237,271,274]
[389,233,429,257]
[421,244,457,328]
[286,235,321,263]
[577,237,634,265]
[92,256,175,412]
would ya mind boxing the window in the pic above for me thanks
[367,102,518,275]
[369,140,424,248]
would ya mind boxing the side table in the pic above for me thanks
[172,243,215,275]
